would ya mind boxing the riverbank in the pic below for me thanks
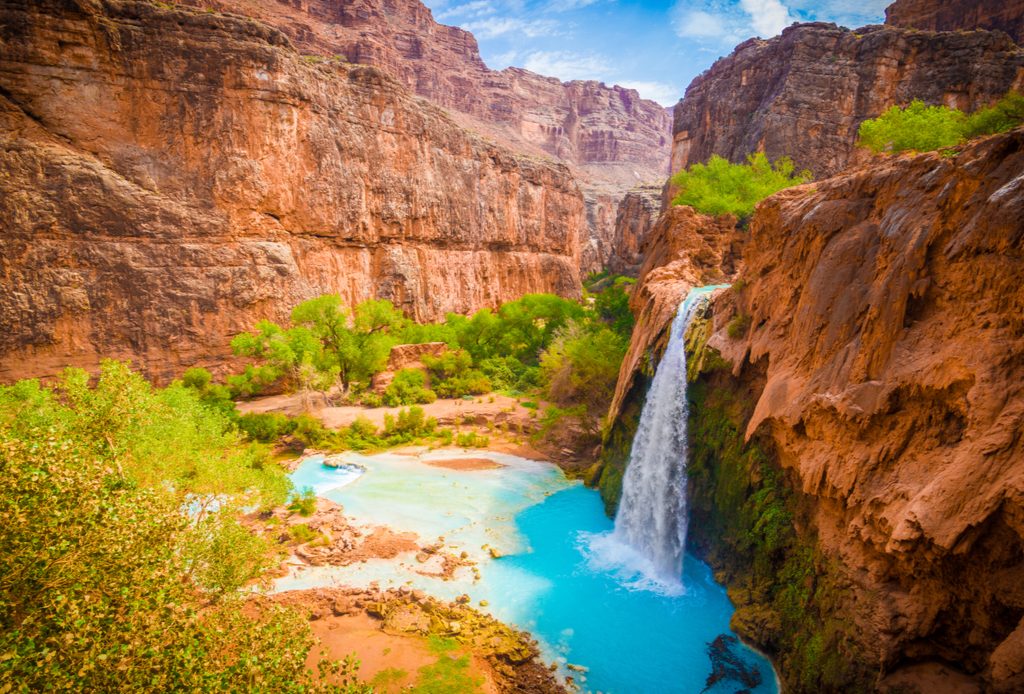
[265,587,567,693]
[238,392,598,471]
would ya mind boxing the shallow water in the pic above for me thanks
[280,451,777,694]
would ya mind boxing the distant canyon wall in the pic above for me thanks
[671,22,1024,178]
[176,0,673,272]
[0,0,584,383]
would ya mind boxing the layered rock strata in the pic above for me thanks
[175,0,672,271]
[886,0,1024,44]
[606,184,663,276]
[671,22,1024,178]
[0,0,585,383]
[632,130,1024,691]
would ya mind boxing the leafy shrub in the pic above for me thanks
[456,431,490,448]
[519,400,538,409]
[422,349,492,398]
[964,91,1024,138]
[292,413,337,449]
[237,412,296,442]
[288,486,317,516]
[287,523,320,544]
[383,368,437,406]
[858,93,1024,154]
[540,321,628,412]
[857,100,966,153]
[342,416,382,450]
[361,391,383,408]
[671,152,811,219]
[0,363,361,691]
[477,356,523,391]
[383,406,436,439]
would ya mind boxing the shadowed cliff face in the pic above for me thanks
[886,0,1024,45]
[0,0,585,383]
[696,129,1024,690]
[175,0,673,272]
[671,22,1024,178]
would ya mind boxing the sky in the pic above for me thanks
[422,0,890,106]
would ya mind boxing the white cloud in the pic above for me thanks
[616,80,681,107]
[437,0,496,21]
[785,0,889,28]
[740,0,794,36]
[522,50,613,81]
[487,49,520,68]
[675,9,727,38]
[463,17,560,38]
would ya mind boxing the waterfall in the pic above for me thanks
[610,285,724,585]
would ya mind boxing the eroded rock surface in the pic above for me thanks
[607,184,663,276]
[672,22,1024,178]
[886,0,1024,44]
[702,129,1024,690]
[0,0,585,383]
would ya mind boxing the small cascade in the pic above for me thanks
[611,285,724,585]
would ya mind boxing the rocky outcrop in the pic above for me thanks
[689,129,1024,691]
[0,0,585,383]
[604,206,739,427]
[671,22,1024,178]
[177,0,672,271]
[886,0,1024,44]
[606,185,663,276]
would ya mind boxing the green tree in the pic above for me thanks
[857,100,967,153]
[0,363,364,691]
[231,320,338,406]
[671,152,811,220]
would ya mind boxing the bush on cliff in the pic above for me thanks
[858,92,1024,154]
[857,100,967,153]
[670,152,811,220]
[0,362,364,691]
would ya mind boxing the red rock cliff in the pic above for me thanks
[886,0,1024,45]
[698,129,1024,690]
[672,22,1024,178]
[177,0,673,271]
[0,0,585,383]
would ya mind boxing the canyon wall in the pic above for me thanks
[671,22,1024,178]
[0,0,585,383]
[886,0,1024,44]
[677,129,1023,691]
[177,0,673,270]
[606,184,663,277]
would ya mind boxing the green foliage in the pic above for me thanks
[288,523,321,544]
[383,406,436,440]
[383,369,438,407]
[857,100,966,153]
[361,391,383,408]
[686,376,872,692]
[858,93,1024,154]
[455,431,490,448]
[422,349,493,398]
[964,91,1024,138]
[727,313,751,339]
[288,486,318,516]
[591,276,636,338]
[238,411,297,442]
[671,152,811,220]
[0,363,364,692]
[540,321,628,413]
[412,637,484,694]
